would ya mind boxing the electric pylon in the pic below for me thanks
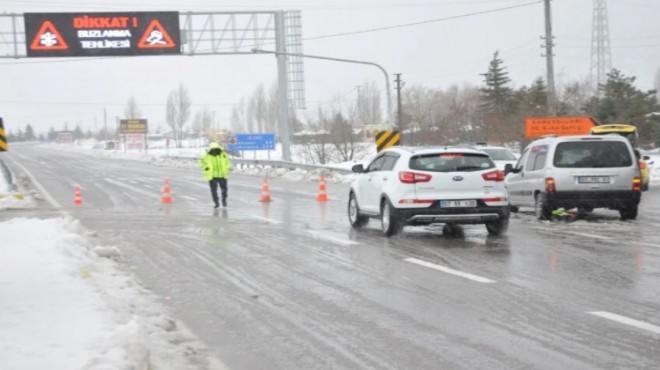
[590,0,613,92]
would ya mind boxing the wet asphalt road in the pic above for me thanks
[3,144,660,370]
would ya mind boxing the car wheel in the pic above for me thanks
[380,198,402,237]
[485,216,509,236]
[619,206,638,220]
[348,192,369,228]
[577,207,593,216]
[534,194,553,220]
[442,223,464,238]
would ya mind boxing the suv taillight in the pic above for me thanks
[399,171,432,184]
[482,170,504,182]
[545,177,556,192]
[633,177,641,192]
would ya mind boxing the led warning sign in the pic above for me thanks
[24,12,181,57]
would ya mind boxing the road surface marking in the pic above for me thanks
[631,242,660,249]
[6,155,62,209]
[306,230,359,246]
[105,178,159,199]
[404,257,497,284]
[251,216,282,224]
[588,311,660,335]
[180,195,198,202]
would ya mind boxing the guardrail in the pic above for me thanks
[164,156,354,175]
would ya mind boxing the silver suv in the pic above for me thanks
[348,146,510,236]
[505,135,642,220]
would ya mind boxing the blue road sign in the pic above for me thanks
[227,133,276,151]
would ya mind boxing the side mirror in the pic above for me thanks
[504,163,514,174]
[352,164,365,173]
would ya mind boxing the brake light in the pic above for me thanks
[545,177,556,192]
[399,199,434,204]
[633,177,641,192]
[399,171,432,184]
[482,170,504,182]
[639,161,647,170]
[483,197,507,203]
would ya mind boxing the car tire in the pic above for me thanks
[534,194,553,221]
[380,198,402,237]
[348,192,369,228]
[442,224,464,238]
[619,206,638,220]
[485,216,509,236]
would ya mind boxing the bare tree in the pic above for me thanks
[123,96,142,119]
[229,98,246,133]
[192,108,214,142]
[355,80,383,126]
[298,108,333,164]
[556,79,594,116]
[166,83,192,148]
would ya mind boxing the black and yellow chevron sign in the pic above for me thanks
[0,118,7,152]
[375,130,400,152]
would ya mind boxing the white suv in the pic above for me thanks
[505,135,642,220]
[348,146,510,236]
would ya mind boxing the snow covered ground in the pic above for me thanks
[1,140,658,369]
[0,157,224,369]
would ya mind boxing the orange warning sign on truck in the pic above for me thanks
[525,116,597,139]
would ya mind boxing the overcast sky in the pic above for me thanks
[1,0,659,134]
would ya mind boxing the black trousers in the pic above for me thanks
[209,178,228,206]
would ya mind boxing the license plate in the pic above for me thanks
[440,200,477,208]
[578,176,610,184]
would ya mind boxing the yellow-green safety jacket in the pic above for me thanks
[198,151,231,180]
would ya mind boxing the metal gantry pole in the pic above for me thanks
[275,12,292,162]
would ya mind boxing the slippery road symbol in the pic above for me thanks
[137,19,176,49]
[145,30,166,45]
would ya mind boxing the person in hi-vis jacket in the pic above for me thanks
[198,142,231,208]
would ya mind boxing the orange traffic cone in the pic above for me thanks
[73,186,83,206]
[161,179,173,204]
[259,178,272,202]
[316,176,329,202]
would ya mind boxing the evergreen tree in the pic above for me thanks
[479,51,517,142]
[24,124,36,141]
[47,126,56,141]
[479,51,515,115]
[73,125,84,139]
[584,69,660,144]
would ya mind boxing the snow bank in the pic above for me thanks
[0,218,209,370]
[0,158,36,210]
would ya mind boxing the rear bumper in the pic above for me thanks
[546,191,641,209]
[395,201,510,225]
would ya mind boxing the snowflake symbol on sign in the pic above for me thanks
[40,32,59,47]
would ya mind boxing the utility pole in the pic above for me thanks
[542,0,556,115]
[394,73,403,134]
[103,108,107,141]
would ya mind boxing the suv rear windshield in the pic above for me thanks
[553,141,633,168]
[409,153,495,172]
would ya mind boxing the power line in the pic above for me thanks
[304,1,542,41]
